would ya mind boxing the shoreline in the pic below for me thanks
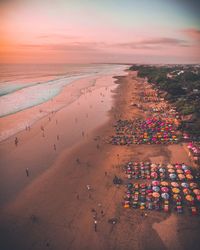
[0,70,199,250]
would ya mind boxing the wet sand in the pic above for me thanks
[0,71,200,250]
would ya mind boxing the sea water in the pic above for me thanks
[0,64,128,141]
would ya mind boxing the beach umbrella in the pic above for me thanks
[161,187,169,193]
[193,189,200,195]
[151,172,158,179]
[183,188,191,195]
[185,195,194,202]
[184,170,191,174]
[152,180,160,186]
[175,164,182,169]
[182,164,188,170]
[159,168,165,173]
[167,164,174,169]
[173,194,181,200]
[168,169,175,173]
[152,186,160,192]
[172,188,180,194]
[186,174,193,180]
[181,182,189,188]
[176,169,184,174]
[196,195,200,201]
[178,174,185,180]
[169,173,176,180]
[161,181,169,187]
[161,193,169,200]
[190,182,198,189]
[146,189,153,194]
[152,192,160,198]
[171,182,179,187]
[140,183,146,188]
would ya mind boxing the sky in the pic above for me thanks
[0,0,200,64]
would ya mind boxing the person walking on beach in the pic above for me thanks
[15,137,18,146]
[54,144,56,151]
[26,168,29,177]
[94,220,97,232]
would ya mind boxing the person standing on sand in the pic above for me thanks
[54,144,56,151]
[94,220,97,232]
[26,168,29,177]
[15,137,18,146]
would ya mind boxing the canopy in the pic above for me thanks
[185,195,194,201]
[172,188,180,194]
[161,193,169,200]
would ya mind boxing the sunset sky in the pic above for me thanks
[1,0,200,64]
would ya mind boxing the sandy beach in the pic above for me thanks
[0,70,200,250]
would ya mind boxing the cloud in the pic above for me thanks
[17,41,106,52]
[115,37,189,50]
[37,34,80,40]
[182,28,200,41]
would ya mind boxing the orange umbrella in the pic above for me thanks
[152,192,160,198]
[172,188,180,194]
[185,195,194,202]
[161,181,169,187]
[186,174,193,180]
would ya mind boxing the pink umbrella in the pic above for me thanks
[193,189,200,195]
[171,182,179,187]
[152,180,160,186]
[161,187,169,193]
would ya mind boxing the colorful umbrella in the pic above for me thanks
[196,195,200,201]
[182,164,188,170]
[152,186,160,192]
[152,180,160,186]
[186,174,193,180]
[172,188,180,194]
[161,187,169,193]
[183,188,191,195]
[175,164,182,169]
[181,182,189,188]
[171,182,179,187]
[178,174,185,180]
[159,168,165,173]
[193,189,200,195]
[173,194,181,200]
[167,164,174,169]
[151,172,158,179]
[176,169,184,174]
[168,169,175,173]
[184,170,191,174]
[185,195,194,202]
[152,192,160,198]
[169,173,176,180]
[190,182,198,189]
[161,181,169,187]
[161,193,169,200]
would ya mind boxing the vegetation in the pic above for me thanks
[130,64,200,138]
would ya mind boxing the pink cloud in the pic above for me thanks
[182,28,200,41]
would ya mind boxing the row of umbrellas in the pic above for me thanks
[125,162,195,181]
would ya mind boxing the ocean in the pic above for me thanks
[0,63,128,141]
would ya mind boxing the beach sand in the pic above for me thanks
[0,71,200,250]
